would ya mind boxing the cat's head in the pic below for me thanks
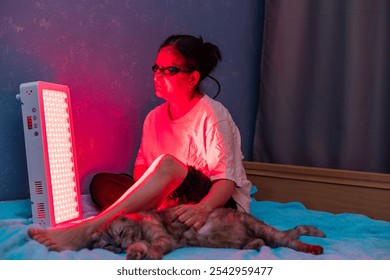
[88,215,142,253]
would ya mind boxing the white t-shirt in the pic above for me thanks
[135,94,252,212]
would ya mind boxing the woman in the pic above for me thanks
[28,35,251,251]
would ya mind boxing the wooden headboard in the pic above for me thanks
[243,161,390,222]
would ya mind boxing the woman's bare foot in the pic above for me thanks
[28,220,99,251]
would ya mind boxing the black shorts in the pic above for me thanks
[169,166,237,209]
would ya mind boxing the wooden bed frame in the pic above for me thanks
[243,161,390,222]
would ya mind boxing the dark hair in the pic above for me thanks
[159,34,222,84]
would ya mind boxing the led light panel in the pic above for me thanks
[17,81,82,227]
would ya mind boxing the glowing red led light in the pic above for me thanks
[42,89,79,224]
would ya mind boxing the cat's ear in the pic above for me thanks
[90,232,99,241]
[87,232,100,249]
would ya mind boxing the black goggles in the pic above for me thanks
[152,64,193,76]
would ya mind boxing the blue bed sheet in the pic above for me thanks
[1,191,389,260]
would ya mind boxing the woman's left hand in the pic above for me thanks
[172,204,213,230]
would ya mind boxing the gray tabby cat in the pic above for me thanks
[89,207,325,259]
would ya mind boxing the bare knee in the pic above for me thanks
[89,173,109,194]
[153,154,188,183]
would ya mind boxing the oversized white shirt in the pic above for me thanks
[135,94,251,212]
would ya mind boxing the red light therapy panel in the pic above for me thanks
[17,81,82,227]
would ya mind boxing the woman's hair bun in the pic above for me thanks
[160,34,222,81]
[200,41,222,79]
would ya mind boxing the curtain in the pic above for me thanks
[253,0,390,173]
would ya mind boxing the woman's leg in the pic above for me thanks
[28,154,188,251]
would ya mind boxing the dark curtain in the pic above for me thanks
[253,0,390,173]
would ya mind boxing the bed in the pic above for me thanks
[1,161,389,260]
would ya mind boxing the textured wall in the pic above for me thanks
[0,0,263,200]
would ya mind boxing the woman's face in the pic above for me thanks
[153,46,196,101]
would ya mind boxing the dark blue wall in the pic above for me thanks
[0,0,263,200]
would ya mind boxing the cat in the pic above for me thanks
[88,206,326,260]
